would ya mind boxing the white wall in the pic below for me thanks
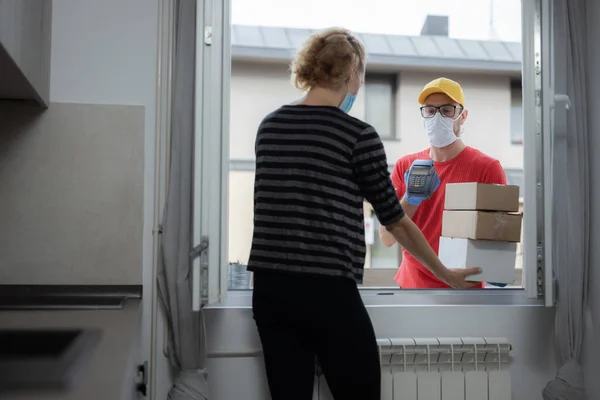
[0,102,145,284]
[204,297,556,400]
[583,0,600,396]
[50,0,160,391]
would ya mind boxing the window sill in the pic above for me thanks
[358,287,541,306]
[205,287,544,309]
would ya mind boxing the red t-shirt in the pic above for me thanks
[391,146,507,289]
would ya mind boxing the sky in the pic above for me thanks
[231,0,522,42]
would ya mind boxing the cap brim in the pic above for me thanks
[418,86,461,105]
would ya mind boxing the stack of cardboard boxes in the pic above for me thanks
[438,183,523,285]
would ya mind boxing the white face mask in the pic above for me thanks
[423,112,463,148]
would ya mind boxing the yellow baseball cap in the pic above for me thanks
[417,77,465,107]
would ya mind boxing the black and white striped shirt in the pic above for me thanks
[247,105,405,283]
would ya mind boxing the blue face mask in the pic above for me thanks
[339,93,356,113]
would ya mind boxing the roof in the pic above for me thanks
[231,25,523,74]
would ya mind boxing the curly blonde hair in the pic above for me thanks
[290,27,366,92]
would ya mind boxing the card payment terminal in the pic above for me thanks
[406,160,438,200]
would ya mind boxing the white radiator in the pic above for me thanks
[317,337,512,400]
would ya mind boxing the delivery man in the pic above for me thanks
[379,77,507,289]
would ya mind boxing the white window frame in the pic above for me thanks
[193,0,556,309]
[192,0,231,310]
[537,0,557,306]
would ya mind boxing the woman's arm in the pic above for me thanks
[379,197,419,247]
[379,160,420,247]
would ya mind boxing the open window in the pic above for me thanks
[191,0,231,309]
[192,0,556,308]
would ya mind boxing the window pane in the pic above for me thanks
[364,76,396,139]
[227,169,255,291]
[228,0,529,292]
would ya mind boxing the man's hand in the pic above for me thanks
[403,169,441,206]
[440,268,483,289]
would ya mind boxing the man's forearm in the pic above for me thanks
[385,216,450,282]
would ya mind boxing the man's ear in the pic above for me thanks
[461,109,469,122]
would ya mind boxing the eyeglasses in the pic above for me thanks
[420,104,463,118]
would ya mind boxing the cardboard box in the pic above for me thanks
[438,237,517,284]
[445,183,520,212]
[442,210,522,242]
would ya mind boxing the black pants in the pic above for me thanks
[252,270,381,400]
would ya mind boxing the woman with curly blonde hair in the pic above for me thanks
[247,27,479,400]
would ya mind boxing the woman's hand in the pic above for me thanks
[439,268,482,289]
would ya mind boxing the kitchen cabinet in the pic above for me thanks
[0,0,52,107]
[0,300,143,400]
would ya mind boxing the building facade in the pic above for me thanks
[227,24,525,286]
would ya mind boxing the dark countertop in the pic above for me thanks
[0,299,142,400]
